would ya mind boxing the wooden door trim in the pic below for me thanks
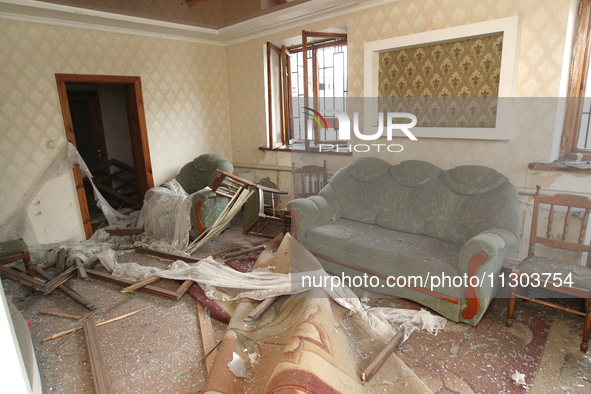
[56,74,154,239]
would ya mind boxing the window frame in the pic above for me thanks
[561,0,591,159]
[265,30,348,152]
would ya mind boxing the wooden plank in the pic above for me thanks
[55,248,67,276]
[75,258,89,280]
[39,309,84,320]
[44,307,150,342]
[34,267,96,311]
[0,266,47,292]
[44,264,82,294]
[84,317,115,394]
[360,331,404,382]
[196,302,217,373]
[120,276,161,293]
[134,248,201,263]
[86,269,179,300]
[244,296,277,322]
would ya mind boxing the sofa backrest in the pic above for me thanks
[319,158,520,244]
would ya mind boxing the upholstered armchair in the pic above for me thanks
[175,154,234,238]
[141,154,233,244]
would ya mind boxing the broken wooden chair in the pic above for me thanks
[212,171,288,237]
[0,239,34,277]
[506,185,591,352]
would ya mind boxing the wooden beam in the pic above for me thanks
[84,317,115,394]
[86,269,187,300]
[361,331,404,382]
[55,248,67,276]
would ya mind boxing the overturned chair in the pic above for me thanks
[140,154,234,249]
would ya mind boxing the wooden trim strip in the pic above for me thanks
[360,331,404,382]
[134,248,201,263]
[34,267,96,311]
[84,317,115,394]
[196,302,218,373]
[86,269,180,300]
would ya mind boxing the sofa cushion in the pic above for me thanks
[389,160,442,187]
[305,219,461,277]
[341,203,378,224]
[376,211,425,234]
[441,165,508,195]
[345,157,391,181]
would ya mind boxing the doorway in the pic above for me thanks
[56,74,154,238]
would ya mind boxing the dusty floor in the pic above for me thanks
[3,214,591,393]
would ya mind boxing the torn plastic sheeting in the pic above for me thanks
[101,257,446,344]
[137,179,193,251]
[0,142,135,245]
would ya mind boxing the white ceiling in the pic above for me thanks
[0,0,396,45]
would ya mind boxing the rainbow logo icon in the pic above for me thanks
[303,107,328,130]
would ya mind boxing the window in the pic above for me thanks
[562,0,591,158]
[266,30,348,152]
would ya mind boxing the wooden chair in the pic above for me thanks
[211,171,288,238]
[0,239,34,277]
[292,160,328,199]
[506,185,591,352]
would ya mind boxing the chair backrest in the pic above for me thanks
[529,185,591,257]
[292,160,328,199]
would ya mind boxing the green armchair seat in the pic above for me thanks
[291,158,520,326]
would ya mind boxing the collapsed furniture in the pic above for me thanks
[507,185,591,352]
[291,158,520,325]
[143,153,234,240]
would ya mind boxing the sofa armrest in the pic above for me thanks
[290,196,336,241]
[458,229,516,320]
[458,229,516,274]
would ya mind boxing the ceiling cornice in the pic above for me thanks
[0,0,399,46]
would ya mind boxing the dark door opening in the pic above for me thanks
[56,74,154,238]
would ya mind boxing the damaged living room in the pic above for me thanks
[2,0,591,393]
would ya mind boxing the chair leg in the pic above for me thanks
[582,298,591,353]
[506,283,517,328]
[23,250,34,278]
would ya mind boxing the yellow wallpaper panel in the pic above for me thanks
[378,33,503,128]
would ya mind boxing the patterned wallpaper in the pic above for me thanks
[0,19,232,242]
[378,33,503,127]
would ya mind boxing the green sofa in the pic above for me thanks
[291,158,520,325]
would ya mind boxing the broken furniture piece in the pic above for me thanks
[176,153,234,238]
[290,158,521,326]
[291,160,327,198]
[507,185,591,352]
[210,171,288,237]
[0,239,34,277]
